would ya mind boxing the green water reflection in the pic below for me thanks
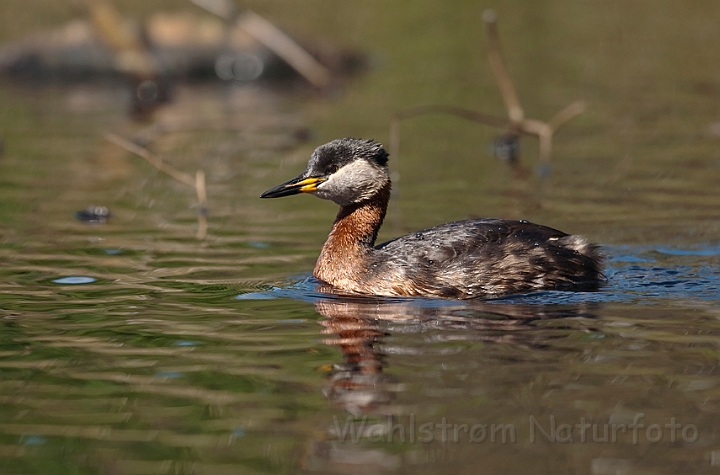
[1,1,720,474]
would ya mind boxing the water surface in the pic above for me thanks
[1,1,720,474]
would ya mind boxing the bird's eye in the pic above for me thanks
[326,164,339,174]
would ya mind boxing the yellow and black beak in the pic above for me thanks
[260,175,326,199]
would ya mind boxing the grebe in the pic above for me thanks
[261,138,604,298]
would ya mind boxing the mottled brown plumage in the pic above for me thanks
[261,138,604,299]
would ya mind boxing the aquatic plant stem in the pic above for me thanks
[483,9,524,123]
[389,10,586,174]
[196,170,208,240]
[104,132,209,240]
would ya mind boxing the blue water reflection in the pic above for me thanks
[51,276,97,284]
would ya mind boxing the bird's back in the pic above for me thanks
[368,218,604,298]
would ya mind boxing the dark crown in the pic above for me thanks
[310,138,389,175]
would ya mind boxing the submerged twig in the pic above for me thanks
[394,105,508,127]
[195,170,208,240]
[389,105,508,161]
[390,10,585,174]
[484,10,524,123]
[547,100,586,133]
[104,133,195,186]
[484,8,586,167]
[104,133,209,240]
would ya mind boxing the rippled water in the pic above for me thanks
[2,1,720,474]
[2,241,719,474]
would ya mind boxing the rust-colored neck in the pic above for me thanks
[313,183,390,288]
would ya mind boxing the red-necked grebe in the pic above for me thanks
[261,138,604,299]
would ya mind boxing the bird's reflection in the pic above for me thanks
[305,295,599,470]
[316,299,392,416]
